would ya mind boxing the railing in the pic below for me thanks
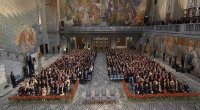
[60,23,200,34]
[144,23,200,34]
[60,26,143,33]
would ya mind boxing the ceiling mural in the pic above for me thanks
[61,0,146,26]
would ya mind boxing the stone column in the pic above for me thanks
[126,37,130,48]
[66,36,70,51]
[172,37,178,68]
[57,0,61,30]
[38,0,49,54]
[69,37,75,50]
[111,37,116,48]
[86,36,92,49]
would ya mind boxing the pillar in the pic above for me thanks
[111,37,116,48]
[38,0,49,54]
[69,37,75,50]
[86,36,92,49]
[57,0,61,30]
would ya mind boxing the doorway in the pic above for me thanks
[92,37,111,51]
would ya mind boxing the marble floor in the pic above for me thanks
[1,52,200,110]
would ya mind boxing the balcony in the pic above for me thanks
[59,26,143,34]
[143,23,200,36]
[59,23,200,36]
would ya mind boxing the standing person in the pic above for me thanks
[153,49,156,58]
[10,71,16,88]
[181,54,185,71]
[57,45,60,53]
[23,66,28,78]
[174,55,177,68]
[163,51,166,61]
[52,46,55,54]
[169,55,172,66]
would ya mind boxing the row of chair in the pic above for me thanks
[84,90,117,104]
[109,74,124,81]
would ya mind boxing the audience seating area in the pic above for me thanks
[106,49,191,95]
[16,49,96,97]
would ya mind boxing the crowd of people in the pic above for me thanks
[18,49,96,96]
[146,16,200,26]
[106,49,190,95]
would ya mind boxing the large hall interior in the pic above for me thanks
[1,0,200,110]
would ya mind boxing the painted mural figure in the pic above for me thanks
[15,26,36,52]
[107,0,114,18]
[62,0,146,26]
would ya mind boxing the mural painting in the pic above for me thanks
[153,35,163,56]
[165,36,175,56]
[15,26,37,53]
[192,40,200,68]
[176,37,186,65]
[61,0,146,26]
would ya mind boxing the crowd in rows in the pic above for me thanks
[147,16,200,26]
[18,49,96,96]
[106,49,190,95]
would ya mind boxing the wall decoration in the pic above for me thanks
[0,0,38,53]
[165,36,175,55]
[15,26,37,53]
[61,0,146,26]
[177,37,186,65]
[192,40,200,68]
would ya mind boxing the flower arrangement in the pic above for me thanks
[9,80,79,102]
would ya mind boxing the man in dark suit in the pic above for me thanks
[10,71,16,88]
[181,54,185,71]
[163,51,166,61]
[57,45,60,53]
[52,46,55,54]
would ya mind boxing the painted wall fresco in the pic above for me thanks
[153,35,163,56]
[176,37,186,64]
[15,26,37,53]
[192,40,200,68]
[61,0,146,26]
[142,33,200,74]
[0,0,38,53]
[165,36,175,55]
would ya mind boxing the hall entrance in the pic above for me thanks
[92,37,111,51]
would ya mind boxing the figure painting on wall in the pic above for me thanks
[15,25,36,53]
[62,0,146,26]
